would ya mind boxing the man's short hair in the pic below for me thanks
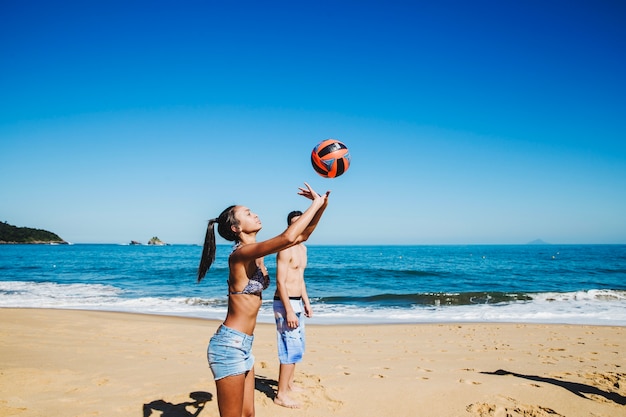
[287,210,303,225]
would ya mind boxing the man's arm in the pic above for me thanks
[302,276,312,318]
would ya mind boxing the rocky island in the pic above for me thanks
[0,221,67,244]
[147,236,167,246]
[129,237,168,245]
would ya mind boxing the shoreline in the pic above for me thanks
[1,308,625,416]
[3,303,625,327]
[8,305,626,327]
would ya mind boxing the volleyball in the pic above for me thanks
[310,139,351,178]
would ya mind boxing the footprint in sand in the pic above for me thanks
[459,378,481,385]
[466,398,565,417]
[94,378,109,386]
[466,402,495,416]
[295,372,343,411]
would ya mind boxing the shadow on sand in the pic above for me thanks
[143,391,213,417]
[143,375,279,415]
[254,374,278,400]
[482,369,626,406]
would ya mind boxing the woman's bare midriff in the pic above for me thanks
[222,294,262,335]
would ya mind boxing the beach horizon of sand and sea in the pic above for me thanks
[2,243,625,417]
[1,243,625,326]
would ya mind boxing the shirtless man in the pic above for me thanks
[272,210,312,408]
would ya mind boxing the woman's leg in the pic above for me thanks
[214,368,256,417]
[215,373,246,417]
[241,366,256,417]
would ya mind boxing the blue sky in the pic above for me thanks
[1,0,625,245]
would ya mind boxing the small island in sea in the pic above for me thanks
[147,236,167,246]
[130,237,168,246]
[0,221,67,244]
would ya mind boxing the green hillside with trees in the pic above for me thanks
[0,221,66,244]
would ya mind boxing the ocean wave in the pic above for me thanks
[318,292,533,306]
[1,281,625,325]
[316,289,626,307]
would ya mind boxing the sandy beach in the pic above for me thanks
[1,308,624,417]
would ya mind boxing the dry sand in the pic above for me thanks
[1,308,624,417]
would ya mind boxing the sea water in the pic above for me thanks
[1,244,625,325]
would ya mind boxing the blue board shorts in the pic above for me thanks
[273,297,306,364]
[207,324,255,380]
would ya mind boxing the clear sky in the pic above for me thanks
[1,0,625,245]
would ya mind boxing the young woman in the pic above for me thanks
[197,183,329,417]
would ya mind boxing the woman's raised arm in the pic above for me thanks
[231,183,329,262]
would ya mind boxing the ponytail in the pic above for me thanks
[197,205,239,283]
[197,218,219,282]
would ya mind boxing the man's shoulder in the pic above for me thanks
[277,245,295,259]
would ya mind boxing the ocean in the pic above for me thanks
[1,244,625,326]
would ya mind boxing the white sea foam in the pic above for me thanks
[1,281,625,326]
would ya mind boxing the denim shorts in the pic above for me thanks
[273,298,306,364]
[207,325,255,380]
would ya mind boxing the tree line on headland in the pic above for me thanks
[0,221,67,244]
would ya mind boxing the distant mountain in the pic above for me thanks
[0,221,67,244]
[527,239,550,245]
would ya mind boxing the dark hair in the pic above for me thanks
[197,205,240,282]
[287,210,303,225]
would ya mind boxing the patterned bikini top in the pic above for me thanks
[229,266,270,296]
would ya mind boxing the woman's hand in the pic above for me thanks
[298,182,330,203]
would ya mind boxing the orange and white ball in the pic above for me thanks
[310,139,351,178]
